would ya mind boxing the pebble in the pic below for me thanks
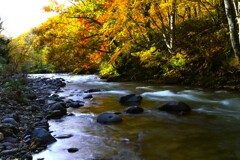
[1,148,19,154]
[56,134,73,139]
[67,148,79,153]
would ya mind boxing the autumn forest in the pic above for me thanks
[1,0,240,89]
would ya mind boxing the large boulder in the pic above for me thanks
[31,128,56,145]
[124,106,144,114]
[47,102,67,119]
[97,112,122,124]
[158,101,191,115]
[119,94,142,106]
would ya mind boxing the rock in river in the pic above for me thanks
[119,94,142,106]
[31,128,57,145]
[47,102,67,119]
[67,148,79,153]
[124,106,144,114]
[158,101,191,115]
[97,112,122,124]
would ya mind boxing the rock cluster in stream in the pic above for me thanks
[97,94,192,124]
[0,76,67,159]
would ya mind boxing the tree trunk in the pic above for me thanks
[170,0,177,50]
[224,0,240,62]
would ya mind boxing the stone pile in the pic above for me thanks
[0,75,66,159]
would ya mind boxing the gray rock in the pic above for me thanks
[2,118,18,126]
[83,94,93,99]
[32,128,57,145]
[56,134,73,139]
[1,148,19,155]
[119,94,142,106]
[83,89,103,93]
[125,106,144,114]
[97,112,122,124]
[2,142,14,150]
[3,113,20,122]
[68,148,78,153]
[68,101,84,108]
[47,102,67,119]
[158,101,191,115]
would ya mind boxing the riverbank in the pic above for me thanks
[0,74,67,159]
[105,70,240,92]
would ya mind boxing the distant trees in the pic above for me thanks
[0,18,10,67]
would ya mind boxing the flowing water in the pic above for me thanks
[32,74,240,160]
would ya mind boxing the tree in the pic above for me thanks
[223,0,240,62]
[0,18,10,66]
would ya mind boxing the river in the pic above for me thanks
[32,74,240,160]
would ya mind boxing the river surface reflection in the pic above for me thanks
[32,74,240,160]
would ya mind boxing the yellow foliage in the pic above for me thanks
[109,47,121,63]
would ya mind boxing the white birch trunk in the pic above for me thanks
[224,0,240,62]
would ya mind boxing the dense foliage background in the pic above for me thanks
[2,0,240,89]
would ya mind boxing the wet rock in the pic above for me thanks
[50,102,67,110]
[97,112,122,124]
[121,138,130,144]
[47,110,64,119]
[31,128,57,145]
[83,94,93,99]
[67,113,75,116]
[67,148,79,153]
[67,101,84,108]
[1,148,19,155]
[55,78,66,88]
[56,134,73,139]
[125,106,144,114]
[119,94,142,106]
[23,135,32,144]
[83,89,103,93]
[2,142,14,150]
[158,101,191,115]
[47,102,67,119]
[3,113,20,122]
[2,118,18,126]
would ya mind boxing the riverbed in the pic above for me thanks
[32,74,240,160]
